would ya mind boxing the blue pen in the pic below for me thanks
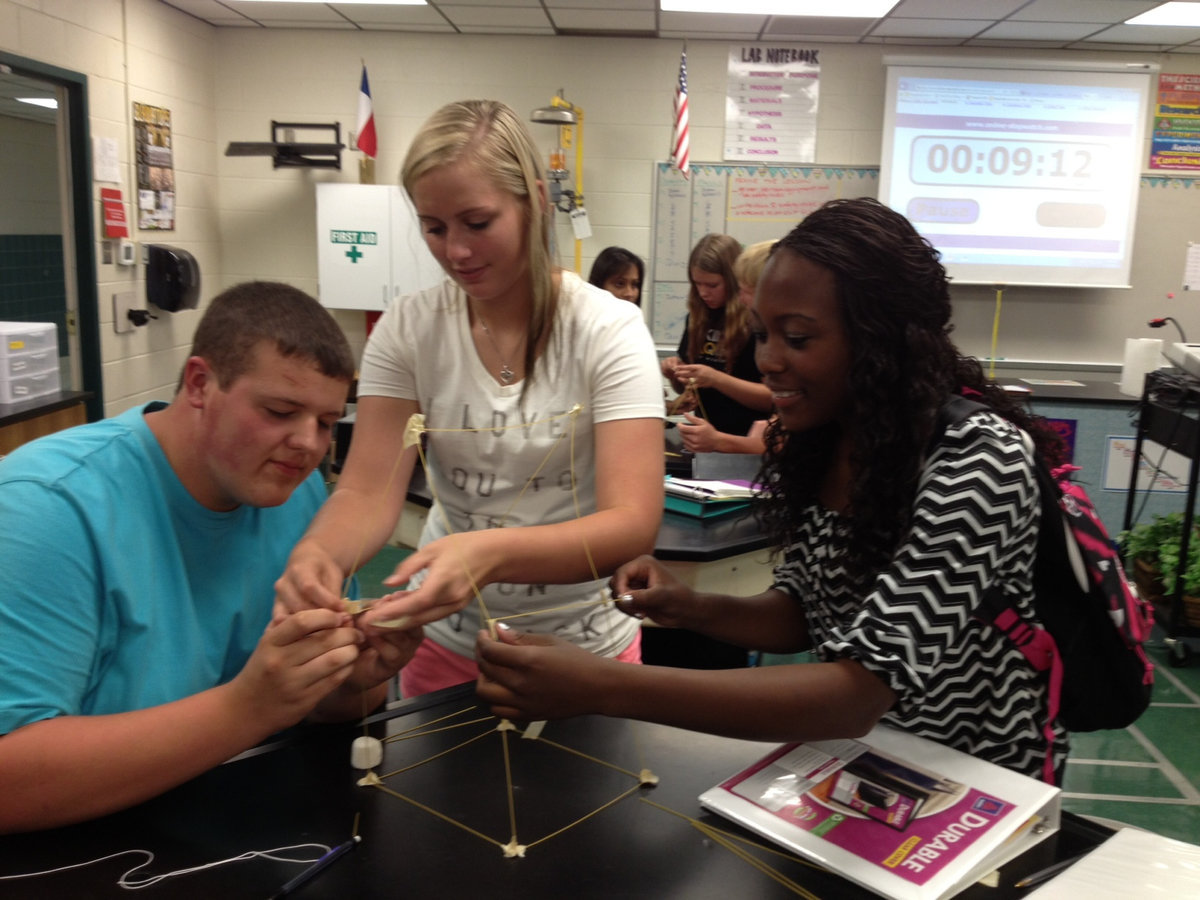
[268,834,361,899]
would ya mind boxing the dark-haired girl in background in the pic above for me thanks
[588,246,644,306]
[477,198,1070,782]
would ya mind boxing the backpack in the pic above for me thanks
[938,396,1155,778]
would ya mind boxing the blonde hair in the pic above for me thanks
[733,239,776,291]
[686,233,746,370]
[401,99,555,386]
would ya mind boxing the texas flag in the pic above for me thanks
[355,64,377,158]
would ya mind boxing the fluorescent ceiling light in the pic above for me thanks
[17,97,57,109]
[660,0,896,15]
[1127,3,1200,26]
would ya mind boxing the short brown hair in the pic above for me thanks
[188,281,355,388]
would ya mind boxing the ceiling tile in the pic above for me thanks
[328,4,449,27]
[550,9,656,32]
[889,0,1025,19]
[767,16,876,38]
[978,21,1105,41]
[223,1,347,24]
[436,4,552,27]
[659,11,767,34]
[548,0,654,8]
[430,0,542,7]
[870,18,988,39]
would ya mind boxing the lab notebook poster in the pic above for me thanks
[725,44,819,164]
[1151,73,1200,172]
[133,102,175,230]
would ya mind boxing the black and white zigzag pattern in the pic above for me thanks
[774,411,1068,779]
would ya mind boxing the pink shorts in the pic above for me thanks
[399,629,643,699]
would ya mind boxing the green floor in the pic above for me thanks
[363,544,1200,845]
[1059,638,1200,843]
[354,544,413,601]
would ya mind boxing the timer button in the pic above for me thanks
[1036,202,1106,228]
[906,197,979,224]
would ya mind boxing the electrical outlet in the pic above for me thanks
[113,291,135,334]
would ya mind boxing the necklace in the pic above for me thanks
[475,310,521,385]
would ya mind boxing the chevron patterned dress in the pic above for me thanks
[773,410,1069,780]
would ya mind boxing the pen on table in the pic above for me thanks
[1014,851,1088,889]
[268,834,361,899]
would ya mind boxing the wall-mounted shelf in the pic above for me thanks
[225,121,344,169]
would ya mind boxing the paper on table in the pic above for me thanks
[1027,827,1200,897]
[664,476,758,500]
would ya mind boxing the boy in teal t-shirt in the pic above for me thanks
[0,282,421,833]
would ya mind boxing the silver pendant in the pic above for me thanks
[500,364,515,384]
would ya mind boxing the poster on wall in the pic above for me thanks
[1150,73,1200,172]
[724,45,819,164]
[133,102,175,230]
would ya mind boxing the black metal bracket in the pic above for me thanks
[224,121,344,169]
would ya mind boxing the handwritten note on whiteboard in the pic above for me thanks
[648,162,878,345]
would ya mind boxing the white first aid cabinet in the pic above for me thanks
[315,184,444,311]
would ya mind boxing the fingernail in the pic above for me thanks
[618,593,634,603]
[497,622,511,631]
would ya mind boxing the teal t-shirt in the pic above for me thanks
[0,404,329,733]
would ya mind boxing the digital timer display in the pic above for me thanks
[879,64,1151,287]
[910,137,1110,190]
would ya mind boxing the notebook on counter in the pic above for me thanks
[699,725,1060,900]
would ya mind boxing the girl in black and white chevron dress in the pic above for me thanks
[476,197,1070,783]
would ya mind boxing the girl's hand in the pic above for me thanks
[358,534,486,630]
[671,364,719,389]
[274,539,349,623]
[475,625,608,721]
[609,555,696,629]
[676,413,721,453]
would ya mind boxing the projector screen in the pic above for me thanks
[879,60,1153,288]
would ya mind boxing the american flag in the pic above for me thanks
[671,47,690,176]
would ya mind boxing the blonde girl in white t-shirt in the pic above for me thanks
[275,99,664,696]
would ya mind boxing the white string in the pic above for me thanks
[0,842,329,890]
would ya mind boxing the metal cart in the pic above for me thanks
[1122,369,1200,667]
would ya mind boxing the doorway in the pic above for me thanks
[0,53,102,420]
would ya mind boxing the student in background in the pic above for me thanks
[276,100,664,698]
[676,239,775,455]
[476,198,1070,781]
[0,282,422,833]
[588,246,644,306]
[662,233,772,438]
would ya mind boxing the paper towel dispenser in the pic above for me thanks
[146,244,200,312]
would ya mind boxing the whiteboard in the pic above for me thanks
[648,162,879,345]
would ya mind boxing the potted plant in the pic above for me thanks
[1120,512,1200,628]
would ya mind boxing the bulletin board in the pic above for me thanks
[648,161,878,346]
